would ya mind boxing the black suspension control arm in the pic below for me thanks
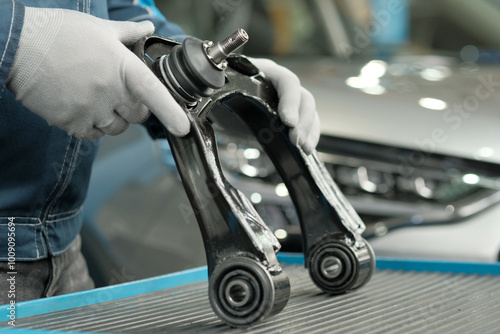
[133,30,375,327]
[133,33,290,328]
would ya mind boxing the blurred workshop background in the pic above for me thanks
[82,0,500,287]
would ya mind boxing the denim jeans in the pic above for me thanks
[0,235,94,305]
[0,89,100,261]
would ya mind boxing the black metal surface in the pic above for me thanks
[4,265,499,333]
[215,90,375,294]
[165,112,290,327]
[132,32,374,326]
[134,34,290,327]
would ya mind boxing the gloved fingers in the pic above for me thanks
[98,112,130,136]
[304,112,321,154]
[249,57,301,127]
[105,19,155,45]
[293,87,316,143]
[288,87,320,155]
[124,55,190,136]
[288,128,319,155]
[70,109,131,139]
[79,127,105,142]
[298,87,317,125]
[115,95,151,124]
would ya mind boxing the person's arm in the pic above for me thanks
[5,7,190,140]
[106,0,188,40]
[0,0,24,89]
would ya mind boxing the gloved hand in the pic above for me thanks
[249,58,320,155]
[7,7,189,140]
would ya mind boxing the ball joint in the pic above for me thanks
[155,29,249,106]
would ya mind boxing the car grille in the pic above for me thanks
[208,133,500,251]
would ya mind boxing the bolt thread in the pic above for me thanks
[219,29,249,55]
[208,29,249,64]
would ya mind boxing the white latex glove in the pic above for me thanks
[7,7,189,140]
[249,58,320,155]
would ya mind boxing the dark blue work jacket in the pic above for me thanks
[0,0,185,260]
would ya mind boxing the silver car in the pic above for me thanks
[83,0,500,286]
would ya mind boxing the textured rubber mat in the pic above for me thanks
[2,265,500,333]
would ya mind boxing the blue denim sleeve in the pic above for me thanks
[0,0,24,88]
[107,0,188,40]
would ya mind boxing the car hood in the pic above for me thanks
[278,56,500,164]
